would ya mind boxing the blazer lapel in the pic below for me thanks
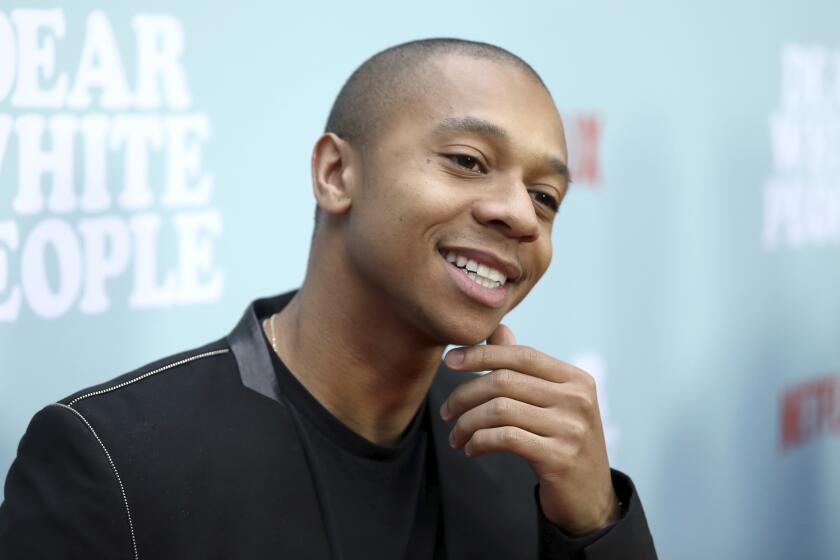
[227,293,334,560]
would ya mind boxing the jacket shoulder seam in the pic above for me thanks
[49,402,140,560]
[68,348,230,407]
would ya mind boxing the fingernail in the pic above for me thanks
[448,431,456,448]
[445,349,464,366]
[439,401,450,420]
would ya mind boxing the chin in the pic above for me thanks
[425,312,500,347]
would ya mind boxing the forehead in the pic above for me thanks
[399,53,567,158]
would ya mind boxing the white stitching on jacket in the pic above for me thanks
[51,403,140,560]
[55,347,230,559]
[68,348,230,406]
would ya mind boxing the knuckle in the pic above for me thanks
[570,387,595,411]
[476,344,490,366]
[490,397,513,419]
[569,426,592,458]
[470,429,487,448]
[579,370,597,390]
[500,426,520,446]
[491,369,515,390]
[569,419,588,440]
[516,345,536,366]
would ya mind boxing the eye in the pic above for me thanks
[530,190,560,213]
[447,154,486,174]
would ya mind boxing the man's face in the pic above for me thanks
[344,53,568,345]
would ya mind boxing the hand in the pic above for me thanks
[440,324,619,535]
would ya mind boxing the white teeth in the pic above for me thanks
[461,267,503,289]
[443,249,509,289]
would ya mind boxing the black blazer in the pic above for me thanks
[0,294,656,559]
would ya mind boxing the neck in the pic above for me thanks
[270,246,445,446]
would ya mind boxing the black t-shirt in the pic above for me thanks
[268,346,443,560]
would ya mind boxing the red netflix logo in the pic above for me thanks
[780,375,840,451]
[567,113,603,187]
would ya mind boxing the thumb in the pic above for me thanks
[487,323,517,346]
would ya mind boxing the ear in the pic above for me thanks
[311,133,358,217]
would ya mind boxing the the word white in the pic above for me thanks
[0,113,212,215]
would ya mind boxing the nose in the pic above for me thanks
[471,178,540,241]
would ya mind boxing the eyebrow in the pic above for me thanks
[434,116,570,184]
[435,116,509,139]
[547,157,571,184]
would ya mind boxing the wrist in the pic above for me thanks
[539,484,621,535]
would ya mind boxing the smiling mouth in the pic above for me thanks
[439,250,507,289]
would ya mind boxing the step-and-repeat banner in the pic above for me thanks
[1,2,838,558]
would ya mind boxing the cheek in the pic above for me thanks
[370,172,462,234]
[348,172,448,265]
[531,240,553,284]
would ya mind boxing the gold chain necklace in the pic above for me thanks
[263,313,279,355]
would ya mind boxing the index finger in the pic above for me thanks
[444,344,575,383]
[487,323,517,346]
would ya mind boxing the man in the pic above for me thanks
[0,39,657,559]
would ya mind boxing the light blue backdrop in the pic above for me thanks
[1,1,839,558]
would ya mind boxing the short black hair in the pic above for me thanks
[315,38,547,227]
[325,37,546,152]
